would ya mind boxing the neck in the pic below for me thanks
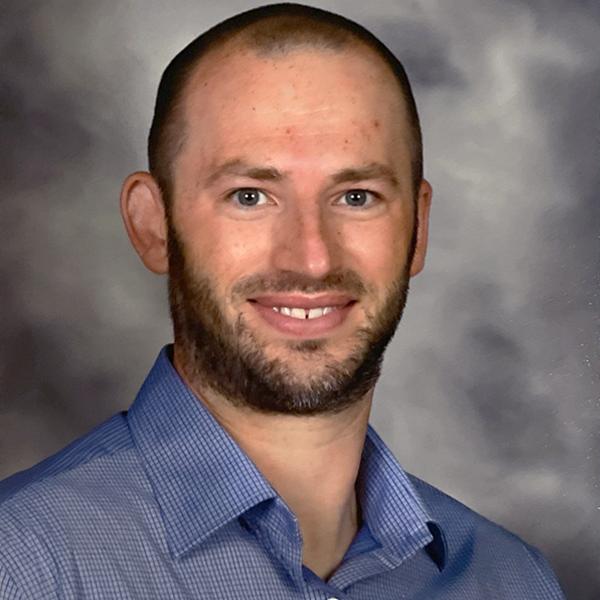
[173,345,373,581]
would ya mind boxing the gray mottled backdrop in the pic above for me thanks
[1,1,598,597]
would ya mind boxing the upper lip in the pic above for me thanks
[249,294,356,309]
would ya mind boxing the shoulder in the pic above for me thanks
[408,473,513,535]
[407,473,565,597]
[0,412,141,594]
[408,472,531,547]
[0,411,133,505]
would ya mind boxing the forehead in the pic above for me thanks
[178,43,410,170]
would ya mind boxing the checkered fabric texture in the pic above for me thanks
[0,346,565,599]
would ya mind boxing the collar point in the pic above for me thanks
[425,521,448,572]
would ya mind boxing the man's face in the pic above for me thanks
[166,44,424,415]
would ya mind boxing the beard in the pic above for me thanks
[167,219,414,416]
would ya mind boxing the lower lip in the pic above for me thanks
[250,302,355,337]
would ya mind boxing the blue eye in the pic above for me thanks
[339,189,375,207]
[232,188,268,207]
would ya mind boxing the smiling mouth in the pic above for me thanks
[247,295,357,337]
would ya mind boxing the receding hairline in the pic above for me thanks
[149,4,423,205]
[187,28,407,88]
[180,33,412,128]
[171,38,413,182]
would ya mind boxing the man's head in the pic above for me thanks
[148,3,424,211]
[120,3,432,415]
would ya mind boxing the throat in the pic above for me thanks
[301,494,362,581]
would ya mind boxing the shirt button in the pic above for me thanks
[327,597,339,600]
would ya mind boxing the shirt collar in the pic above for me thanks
[127,345,446,571]
[359,425,447,571]
[127,345,277,558]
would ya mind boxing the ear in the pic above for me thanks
[120,171,169,274]
[409,178,433,277]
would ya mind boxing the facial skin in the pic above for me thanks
[121,39,432,579]
[165,217,411,415]
[122,42,432,417]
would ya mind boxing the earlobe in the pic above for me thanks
[120,171,169,274]
[409,179,433,277]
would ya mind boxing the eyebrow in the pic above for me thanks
[204,159,283,187]
[203,159,400,189]
[330,163,400,188]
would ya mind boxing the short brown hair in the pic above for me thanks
[148,3,423,212]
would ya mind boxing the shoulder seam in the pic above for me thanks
[0,428,134,506]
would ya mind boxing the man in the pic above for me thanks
[0,3,565,599]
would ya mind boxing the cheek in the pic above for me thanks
[183,214,273,285]
[339,219,411,284]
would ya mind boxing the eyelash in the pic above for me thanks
[226,188,381,209]
[334,189,381,208]
[227,188,270,208]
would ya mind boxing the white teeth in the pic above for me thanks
[272,306,336,319]
[307,308,324,319]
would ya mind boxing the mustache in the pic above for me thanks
[232,269,369,298]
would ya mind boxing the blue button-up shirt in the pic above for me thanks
[0,346,565,599]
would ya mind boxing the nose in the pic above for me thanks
[270,201,339,279]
